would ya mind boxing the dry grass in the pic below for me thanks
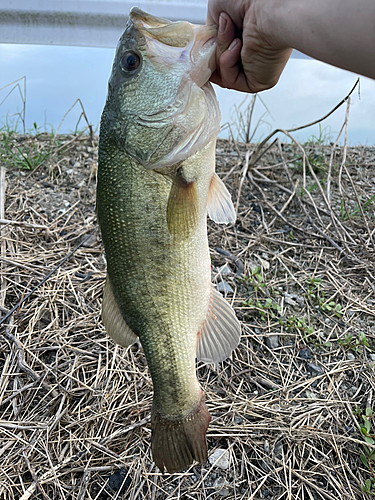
[0,109,375,499]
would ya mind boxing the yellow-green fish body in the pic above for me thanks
[97,8,241,473]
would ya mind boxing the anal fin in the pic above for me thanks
[207,172,236,224]
[197,286,241,363]
[102,276,138,347]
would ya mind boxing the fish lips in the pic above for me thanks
[129,7,218,88]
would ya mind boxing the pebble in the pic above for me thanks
[266,335,280,349]
[107,468,131,494]
[218,263,232,276]
[307,363,323,375]
[369,354,375,362]
[305,389,319,399]
[212,477,231,497]
[273,440,283,459]
[284,293,305,308]
[217,280,234,294]
[347,352,355,361]
[209,449,230,470]
[299,348,312,360]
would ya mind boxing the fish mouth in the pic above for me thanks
[189,27,217,87]
[129,7,217,88]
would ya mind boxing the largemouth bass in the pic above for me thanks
[97,7,241,473]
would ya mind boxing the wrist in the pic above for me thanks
[252,0,295,50]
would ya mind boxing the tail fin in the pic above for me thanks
[151,398,211,473]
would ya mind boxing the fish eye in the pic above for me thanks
[120,51,141,73]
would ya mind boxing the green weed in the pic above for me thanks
[306,276,343,318]
[339,332,372,353]
[340,195,375,221]
[353,406,375,495]
[279,315,314,338]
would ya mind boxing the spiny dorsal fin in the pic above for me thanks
[167,172,198,240]
[197,287,241,363]
[102,276,138,347]
[207,173,236,224]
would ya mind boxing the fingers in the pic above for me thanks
[211,12,245,90]
[211,38,244,89]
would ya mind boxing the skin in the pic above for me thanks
[207,0,375,93]
[96,9,226,472]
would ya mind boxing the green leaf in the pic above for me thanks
[366,407,373,417]
[361,453,369,467]
[363,419,371,433]
[365,436,375,445]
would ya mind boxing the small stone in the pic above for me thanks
[233,416,243,424]
[299,348,312,360]
[217,281,233,294]
[305,389,318,399]
[218,263,232,276]
[107,468,131,494]
[209,449,230,470]
[73,161,80,168]
[369,354,375,362]
[347,352,355,361]
[266,335,280,349]
[212,477,230,497]
[307,363,323,375]
[273,441,283,459]
[284,293,304,308]
[284,295,297,307]
[79,234,98,247]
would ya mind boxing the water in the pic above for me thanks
[1,43,374,145]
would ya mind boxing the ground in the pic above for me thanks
[0,129,374,500]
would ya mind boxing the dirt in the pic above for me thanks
[0,132,374,499]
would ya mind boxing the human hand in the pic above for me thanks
[207,0,293,93]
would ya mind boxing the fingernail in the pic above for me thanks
[228,39,239,50]
[218,14,227,35]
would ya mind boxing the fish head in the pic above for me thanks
[102,7,221,168]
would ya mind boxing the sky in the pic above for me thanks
[0,42,374,145]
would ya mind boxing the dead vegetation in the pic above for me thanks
[1,92,375,499]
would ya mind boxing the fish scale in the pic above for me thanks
[97,7,241,473]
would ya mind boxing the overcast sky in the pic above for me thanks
[0,42,374,145]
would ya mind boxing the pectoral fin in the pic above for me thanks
[207,173,236,224]
[167,173,199,240]
[102,276,138,347]
[197,287,241,363]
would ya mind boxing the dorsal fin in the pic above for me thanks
[102,276,138,347]
[167,171,199,240]
[207,173,236,224]
[197,287,241,363]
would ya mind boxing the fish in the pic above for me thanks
[96,7,241,474]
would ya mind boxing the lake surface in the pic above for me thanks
[1,43,374,145]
